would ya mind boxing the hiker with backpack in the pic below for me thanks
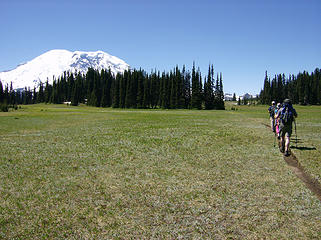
[268,101,276,132]
[276,99,298,156]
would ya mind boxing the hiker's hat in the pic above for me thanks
[283,99,291,104]
[277,103,281,108]
[272,101,276,105]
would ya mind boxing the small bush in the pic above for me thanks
[0,103,9,112]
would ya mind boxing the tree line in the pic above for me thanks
[0,63,225,111]
[259,68,321,105]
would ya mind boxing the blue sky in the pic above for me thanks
[1,0,320,95]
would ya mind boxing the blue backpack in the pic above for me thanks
[280,104,294,124]
[269,106,276,117]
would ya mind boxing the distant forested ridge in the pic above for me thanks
[0,64,225,110]
[259,68,321,105]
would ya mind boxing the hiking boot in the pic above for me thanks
[279,145,285,153]
[284,150,291,157]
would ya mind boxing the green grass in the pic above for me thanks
[1,103,320,239]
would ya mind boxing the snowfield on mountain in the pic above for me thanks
[0,49,129,89]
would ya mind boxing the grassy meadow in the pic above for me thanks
[0,103,320,239]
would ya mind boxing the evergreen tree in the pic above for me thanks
[100,86,108,107]
[86,68,95,105]
[232,93,236,101]
[9,82,15,105]
[191,63,202,109]
[105,69,113,107]
[22,87,27,104]
[119,72,127,108]
[89,90,98,107]
[158,72,164,107]
[150,71,159,109]
[183,68,191,108]
[95,70,102,106]
[37,82,45,103]
[71,77,81,106]
[86,69,101,107]
[125,70,133,108]
[15,90,22,105]
[112,73,121,108]
[217,73,225,109]
[44,79,51,103]
[51,80,59,104]
[32,87,37,104]
[261,71,271,104]
[136,69,145,108]
[67,72,74,102]
[313,68,320,104]
[26,87,33,105]
[243,97,248,105]
[204,65,214,110]
[276,74,283,103]
[162,72,170,109]
[0,80,3,103]
[170,70,177,109]
[142,73,150,108]
[176,66,185,108]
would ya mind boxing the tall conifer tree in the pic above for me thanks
[0,80,3,103]
[112,74,121,108]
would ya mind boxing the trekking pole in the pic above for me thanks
[273,118,277,148]
[274,132,276,148]
[273,120,276,148]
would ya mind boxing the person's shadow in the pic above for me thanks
[290,138,317,151]
[291,146,317,151]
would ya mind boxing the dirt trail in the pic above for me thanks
[263,123,321,202]
[283,153,321,201]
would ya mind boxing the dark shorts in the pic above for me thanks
[279,123,292,137]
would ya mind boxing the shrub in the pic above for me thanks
[0,103,9,112]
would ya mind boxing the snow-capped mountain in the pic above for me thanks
[0,49,129,89]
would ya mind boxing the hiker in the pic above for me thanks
[268,101,276,132]
[274,103,282,139]
[276,99,298,156]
